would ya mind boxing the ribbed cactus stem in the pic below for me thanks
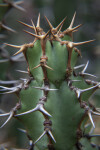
[0,13,100,150]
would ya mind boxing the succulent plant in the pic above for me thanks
[0,12,100,150]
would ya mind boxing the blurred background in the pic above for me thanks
[0,0,100,149]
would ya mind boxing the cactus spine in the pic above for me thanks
[0,12,100,150]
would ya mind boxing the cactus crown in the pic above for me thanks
[0,12,100,150]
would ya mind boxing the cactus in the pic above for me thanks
[0,12,100,150]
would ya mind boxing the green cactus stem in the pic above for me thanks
[0,13,100,150]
